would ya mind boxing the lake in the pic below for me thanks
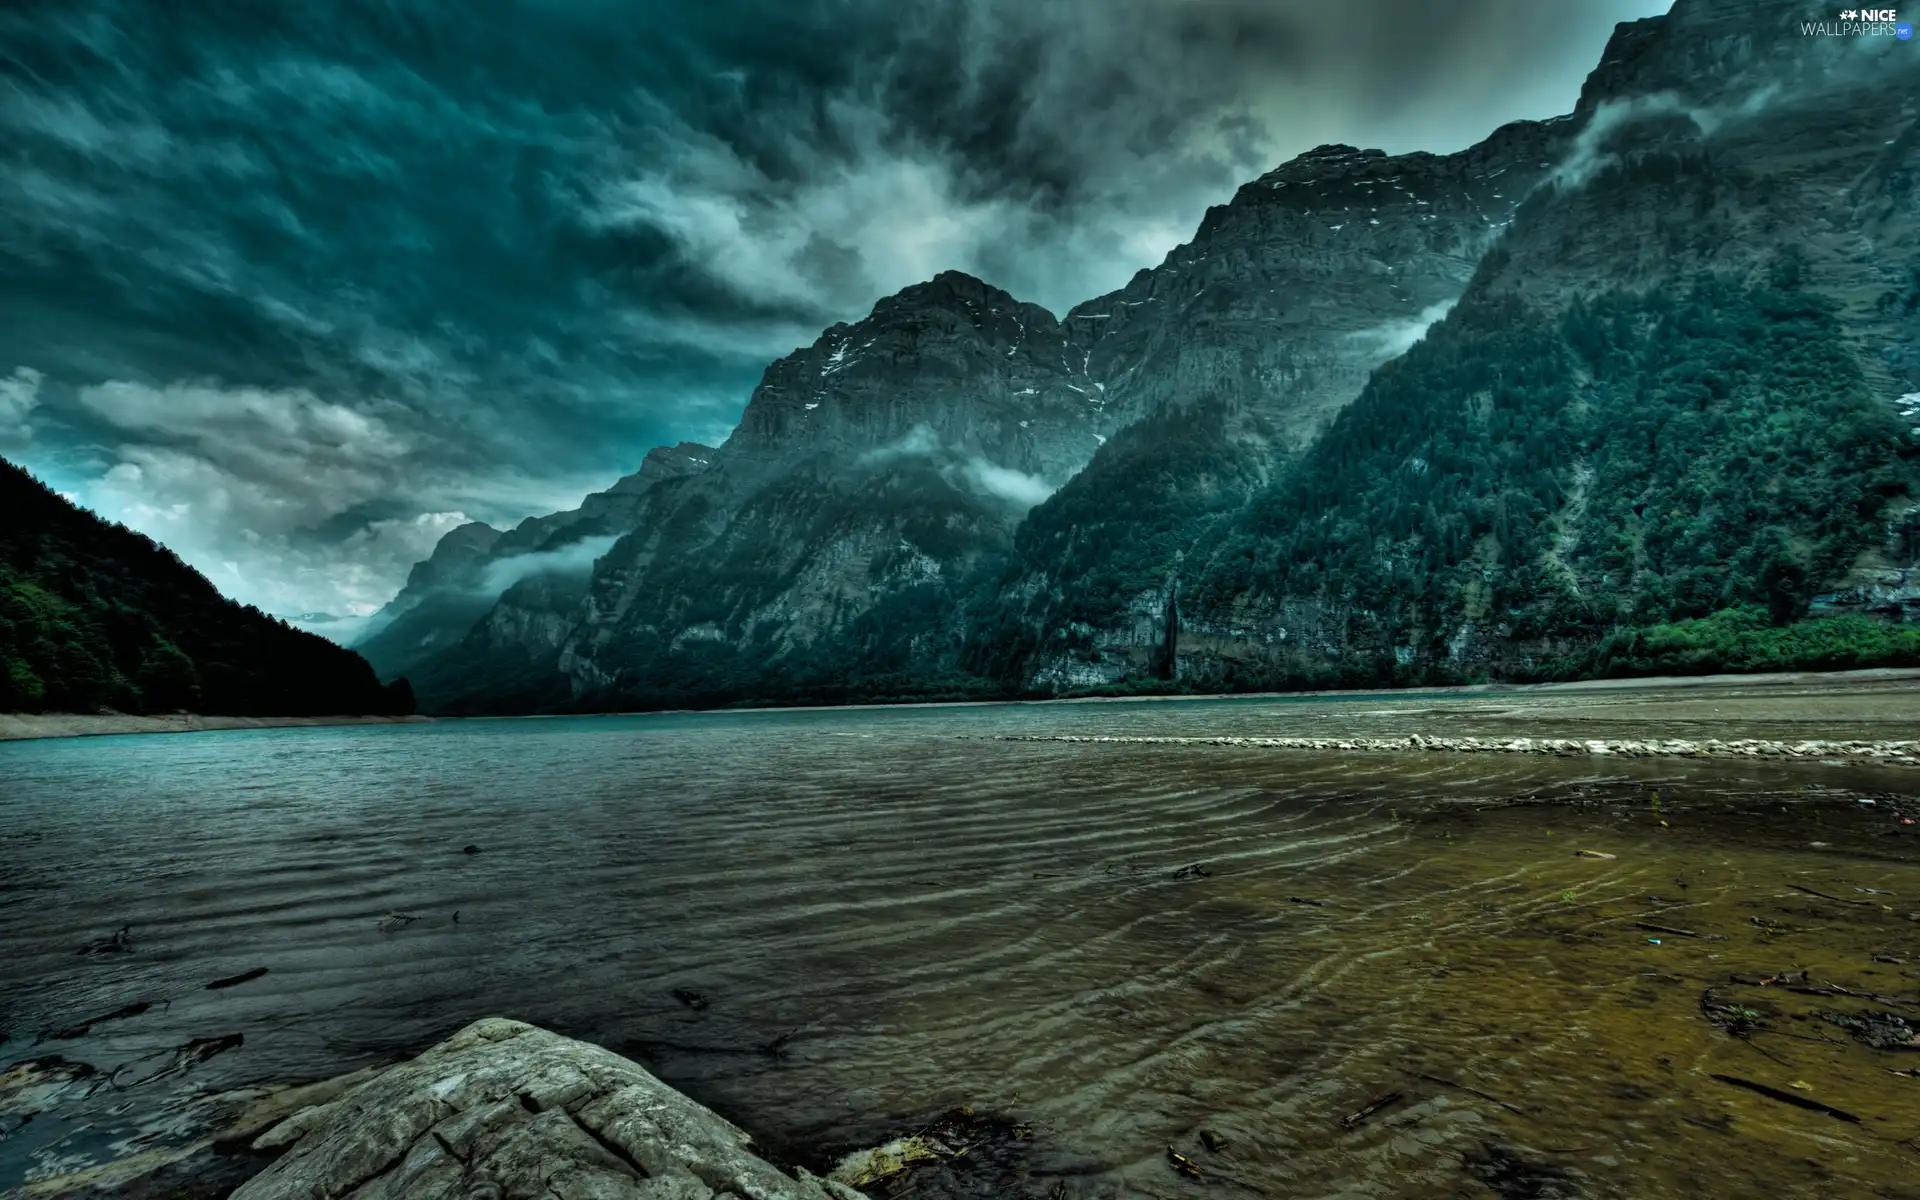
[4,682,1919,1198]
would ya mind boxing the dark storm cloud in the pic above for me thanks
[0,0,1664,621]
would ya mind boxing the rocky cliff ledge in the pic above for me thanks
[232,1018,864,1200]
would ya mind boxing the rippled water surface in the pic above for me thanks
[4,686,1920,1198]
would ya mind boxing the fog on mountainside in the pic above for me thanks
[4,0,1917,720]
[355,0,1920,716]
[10,6,1920,1200]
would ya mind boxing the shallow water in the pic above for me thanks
[3,689,1920,1198]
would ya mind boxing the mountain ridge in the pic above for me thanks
[376,0,1920,713]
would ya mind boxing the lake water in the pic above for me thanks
[4,691,1919,1198]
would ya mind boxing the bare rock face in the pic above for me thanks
[233,1018,862,1200]
[1067,123,1567,448]
[723,269,1111,484]
[356,444,717,686]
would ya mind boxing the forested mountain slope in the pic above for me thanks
[1,457,411,715]
[975,0,1920,693]
[388,0,1920,713]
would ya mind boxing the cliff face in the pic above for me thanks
[390,0,1920,712]
[533,274,1116,711]
[404,273,1119,711]
[1070,120,1572,446]
[356,443,714,684]
[725,270,1112,482]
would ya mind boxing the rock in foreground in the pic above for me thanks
[233,1018,863,1200]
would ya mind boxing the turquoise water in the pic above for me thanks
[3,697,1915,1197]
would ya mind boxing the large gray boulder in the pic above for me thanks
[233,1018,864,1200]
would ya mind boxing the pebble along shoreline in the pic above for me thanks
[991,733,1920,766]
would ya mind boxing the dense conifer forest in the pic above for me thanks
[0,458,413,715]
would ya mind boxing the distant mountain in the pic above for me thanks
[385,0,1920,713]
[355,442,715,684]
[404,271,1113,712]
[0,457,412,716]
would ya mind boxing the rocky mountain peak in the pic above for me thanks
[719,271,1106,480]
[404,521,501,590]
[848,269,1063,350]
[1059,114,1572,443]
[1218,118,1566,234]
[607,441,717,495]
[1573,0,1858,117]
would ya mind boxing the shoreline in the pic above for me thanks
[7,666,1920,742]
[472,664,1920,721]
[0,712,433,743]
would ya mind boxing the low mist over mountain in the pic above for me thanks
[349,0,1920,715]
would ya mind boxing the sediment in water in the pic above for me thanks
[994,733,1920,765]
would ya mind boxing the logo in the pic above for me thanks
[1808,8,1904,33]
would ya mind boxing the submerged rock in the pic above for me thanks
[232,1018,863,1200]
[824,1107,1043,1197]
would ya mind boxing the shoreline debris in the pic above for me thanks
[1787,884,1872,907]
[207,967,270,991]
[38,1001,153,1043]
[1709,1073,1862,1123]
[1402,1070,1527,1115]
[1168,1145,1204,1178]
[1634,922,1724,940]
[1816,1009,1920,1050]
[1341,1090,1405,1129]
[990,733,1920,767]
[76,925,132,956]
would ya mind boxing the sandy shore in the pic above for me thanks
[0,712,432,742]
[10,666,1920,744]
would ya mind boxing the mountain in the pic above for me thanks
[978,119,1578,689]
[1154,0,1920,690]
[388,0,1920,713]
[355,442,714,684]
[983,0,1920,693]
[0,457,411,716]
[402,271,1120,712]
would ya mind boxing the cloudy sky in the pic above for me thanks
[0,0,1666,629]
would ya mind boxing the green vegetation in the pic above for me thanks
[426,266,1918,713]
[1151,269,1916,687]
[1558,270,1912,627]
[965,397,1273,686]
[0,456,411,715]
[1558,607,1920,679]
[934,264,1919,699]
